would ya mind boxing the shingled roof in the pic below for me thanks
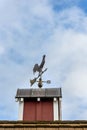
[15,88,62,98]
[0,121,87,128]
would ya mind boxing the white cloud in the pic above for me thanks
[53,6,87,32]
[44,7,87,119]
[30,0,53,22]
[0,0,87,120]
[0,45,5,55]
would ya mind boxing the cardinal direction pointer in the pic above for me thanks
[30,68,47,86]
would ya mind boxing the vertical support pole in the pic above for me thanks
[53,98,58,120]
[18,98,24,120]
[58,97,62,120]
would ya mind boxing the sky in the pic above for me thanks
[0,0,87,120]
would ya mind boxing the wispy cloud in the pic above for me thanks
[0,0,87,120]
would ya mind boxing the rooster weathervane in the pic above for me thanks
[30,55,51,88]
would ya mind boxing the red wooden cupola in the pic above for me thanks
[15,87,62,121]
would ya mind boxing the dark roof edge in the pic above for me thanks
[15,88,62,98]
[0,120,87,128]
[0,120,87,124]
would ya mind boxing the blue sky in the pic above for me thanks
[0,0,87,120]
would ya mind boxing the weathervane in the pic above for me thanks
[30,55,51,88]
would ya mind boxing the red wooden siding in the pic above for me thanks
[42,100,53,121]
[23,101,36,121]
[36,101,42,120]
[23,99,53,121]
